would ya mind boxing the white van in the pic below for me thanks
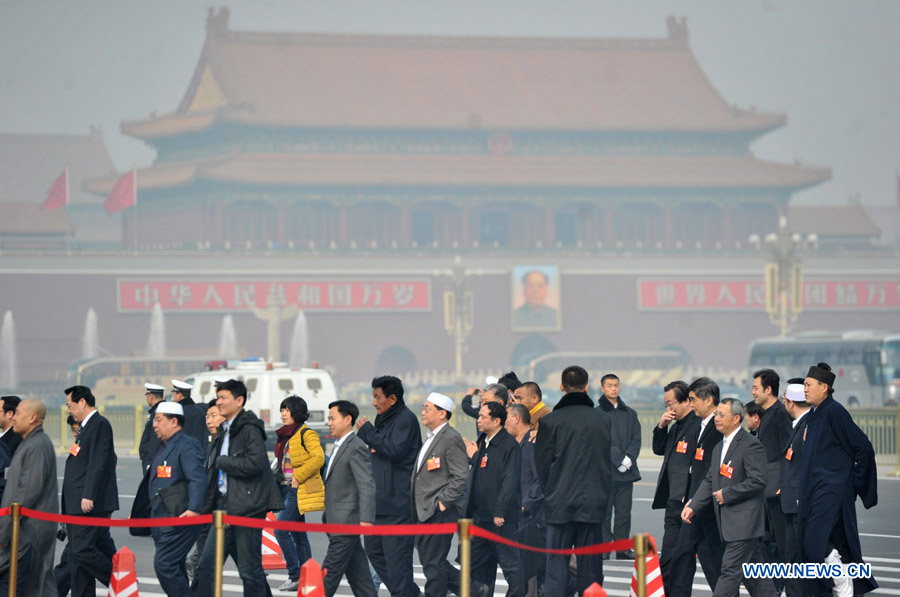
[187,359,337,434]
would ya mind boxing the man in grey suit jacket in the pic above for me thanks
[682,398,776,597]
[412,393,469,596]
[322,400,377,597]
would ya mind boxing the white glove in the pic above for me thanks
[618,455,633,473]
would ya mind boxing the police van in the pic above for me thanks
[187,359,337,435]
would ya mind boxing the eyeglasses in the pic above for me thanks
[714,411,735,419]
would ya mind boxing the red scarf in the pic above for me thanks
[274,423,301,462]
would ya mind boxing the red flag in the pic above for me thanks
[104,169,136,215]
[41,169,68,210]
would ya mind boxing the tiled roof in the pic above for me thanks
[0,203,74,235]
[789,205,881,237]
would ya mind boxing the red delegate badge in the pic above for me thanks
[480,455,488,468]
[785,448,793,461]
[157,465,172,479]
[676,440,688,454]
[426,457,441,471]
[694,447,705,461]
[719,462,734,479]
[69,443,81,457]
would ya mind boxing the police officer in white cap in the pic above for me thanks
[139,383,166,472]
[173,379,208,446]
[778,379,812,597]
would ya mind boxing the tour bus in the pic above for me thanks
[65,356,215,405]
[748,331,900,407]
[187,358,338,435]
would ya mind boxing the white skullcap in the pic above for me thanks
[156,401,184,416]
[785,383,806,403]
[485,376,499,385]
[144,383,165,393]
[426,392,455,413]
[172,379,193,390]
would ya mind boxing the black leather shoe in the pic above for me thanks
[617,549,636,559]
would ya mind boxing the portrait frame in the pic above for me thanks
[511,265,562,332]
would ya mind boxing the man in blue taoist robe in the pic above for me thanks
[145,401,207,597]
[798,363,878,597]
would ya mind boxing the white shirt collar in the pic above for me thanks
[81,409,98,428]
[427,422,448,438]
[723,426,740,444]
[333,430,353,448]
[792,409,810,429]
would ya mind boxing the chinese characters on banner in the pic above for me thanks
[638,279,900,310]
[118,280,431,313]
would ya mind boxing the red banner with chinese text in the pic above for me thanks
[118,279,431,313]
[638,278,900,311]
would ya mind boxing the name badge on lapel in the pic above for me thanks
[157,462,172,479]
[676,440,688,454]
[719,461,733,479]
[426,457,441,471]
[785,447,794,461]
[694,447,704,461]
[480,455,488,468]
[70,443,81,457]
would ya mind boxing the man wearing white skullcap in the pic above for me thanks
[778,378,811,597]
[411,393,469,596]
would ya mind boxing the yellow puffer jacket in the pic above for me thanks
[289,426,326,514]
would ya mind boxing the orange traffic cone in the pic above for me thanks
[298,558,325,597]
[262,511,287,570]
[584,581,608,596]
[630,535,665,597]
[108,546,139,597]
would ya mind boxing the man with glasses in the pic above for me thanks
[682,398,776,597]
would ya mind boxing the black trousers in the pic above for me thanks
[782,513,803,597]
[603,480,634,544]
[658,498,685,595]
[323,534,377,597]
[414,507,458,597]
[365,513,419,597]
[714,538,777,597]
[517,512,547,594]
[545,521,603,597]
[67,512,115,597]
[445,519,525,597]
[669,507,722,597]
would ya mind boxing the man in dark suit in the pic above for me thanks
[0,395,22,456]
[411,392,468,596]
[682,398,776,597]
[356,375,422,597]
[452,401,524,597]
[778,380,811,597]
[322,400,377,597]
[534,365,612,596]
[651,380,698,594]
[62,385,119,597]
[669,377,724,596]
[143,401,207,596]
[172,379,209,446]
[139,383,165,473]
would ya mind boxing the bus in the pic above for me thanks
[748,331,900,407]
[65,356,217,405]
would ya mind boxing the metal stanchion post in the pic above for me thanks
[634,533,648,597]
[214,510,225,597]
[459,518,472,597]
[10,502,21,597]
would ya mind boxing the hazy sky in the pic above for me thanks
[2,0,898,206]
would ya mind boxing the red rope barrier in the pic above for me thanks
[222,515,457,536]
[20,507,212,527]
[469,525,635,555]
[0,507,8,517]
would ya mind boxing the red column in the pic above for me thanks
[722,205,732,248]
[339,205,348,247]
[605,206,615,246]
[664,204,673,248]
[400,204,410,247]
[214,200,223,245]
[461,204,470,247]
[277,203,286,247]
[545,205,555,247]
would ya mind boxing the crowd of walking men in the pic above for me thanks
[0,360,879,597]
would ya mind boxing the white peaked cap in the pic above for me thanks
[156,401,184,416]
[426,392,455,412]
[213,376,231,384]
[144,383,165,392]
[172,379,193,390]
[485,376,499,385]
[785,384,806,403]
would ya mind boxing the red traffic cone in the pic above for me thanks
[298,558,325,597]
[108,546,139,597]
[630,535,665,597]
[584,582,608,596]
[262,511,287,570]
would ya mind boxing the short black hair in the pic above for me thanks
[482,400,507,426]
[207,398,219,410]
[663,381,689,403]
[280,395,309,425]
[64,386,96,407]
[174,387,191,399]
[507,403,531,425]
[753,369,780,398]
[218,379,247,407]
[372,375,404,403]
[329,400,359,425]
[561,366,589,393]
[160,413,186,428]
[688,377,719,405]
[484,384,510,406]
[66,414,76,426]
[600,373,619,386]
[520,381,542,400]
[497,371,522,392]
[0,395,21,414]
[744,400,763,418]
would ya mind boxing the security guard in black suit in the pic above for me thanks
[778,380,811,597]
[139,382,165,472]
[172,379,209,446]
[62,385,119,597]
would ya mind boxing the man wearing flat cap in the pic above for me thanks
[777,379,811,597]
[798,363,878,596]
[172,379,209,447]
[412,393,468,596]
[139,383,166,473]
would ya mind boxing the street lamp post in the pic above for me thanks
[443,256,474,381]
[749,216,817,337]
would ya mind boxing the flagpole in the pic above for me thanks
[132,166,137,253]
[65,166,70,253]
